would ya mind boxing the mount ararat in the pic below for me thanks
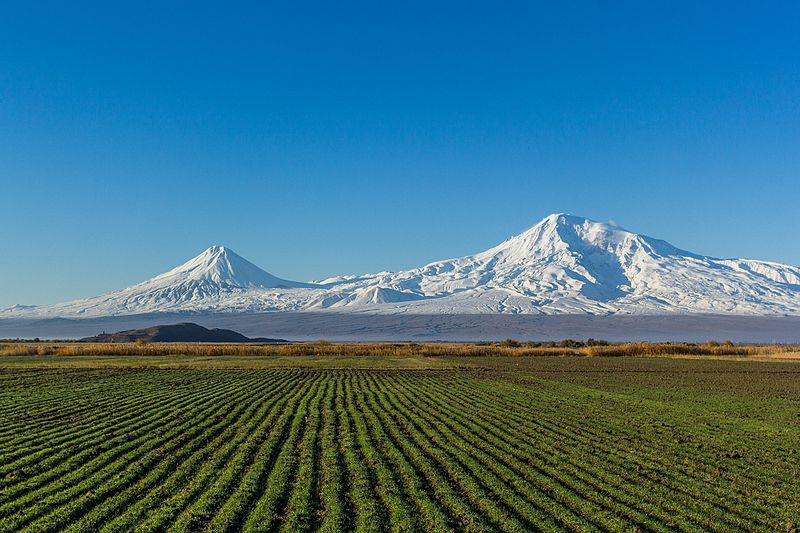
[5,214,800,318]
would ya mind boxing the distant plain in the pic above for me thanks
[4,312,800,343]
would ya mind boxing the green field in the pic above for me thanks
[1,356,799,531]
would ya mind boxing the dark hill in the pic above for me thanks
[81,322,286,343]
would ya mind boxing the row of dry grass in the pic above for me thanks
[1,341,799,358]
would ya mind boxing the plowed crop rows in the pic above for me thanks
[1,363,798,531]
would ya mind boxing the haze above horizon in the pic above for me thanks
[1,1,798,308]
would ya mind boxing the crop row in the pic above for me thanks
[0,368,797,531]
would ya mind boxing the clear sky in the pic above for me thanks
[1,1,799,308]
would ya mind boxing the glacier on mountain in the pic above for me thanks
[4,214,800,317]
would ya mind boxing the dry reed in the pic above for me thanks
[1,341,798,358]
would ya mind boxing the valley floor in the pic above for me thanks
[1,356,799,531]
[5,312,800,343]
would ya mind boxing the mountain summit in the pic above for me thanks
[152,245,311,290]
[5,214,800,317]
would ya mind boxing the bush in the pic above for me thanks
[586,338,610,347]
[560,339,585,348]
[500,339,522,348]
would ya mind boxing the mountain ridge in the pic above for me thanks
[5,214,800,317]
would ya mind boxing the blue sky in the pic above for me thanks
[1,1,798,307]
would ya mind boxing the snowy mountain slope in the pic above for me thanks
[4,215,800,317]
[4,246,324,317]
[304,214,800,315]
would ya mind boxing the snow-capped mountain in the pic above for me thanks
[5,214,800,317]
[8,246,320,317]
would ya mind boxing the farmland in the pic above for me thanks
[1,355,799,531]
